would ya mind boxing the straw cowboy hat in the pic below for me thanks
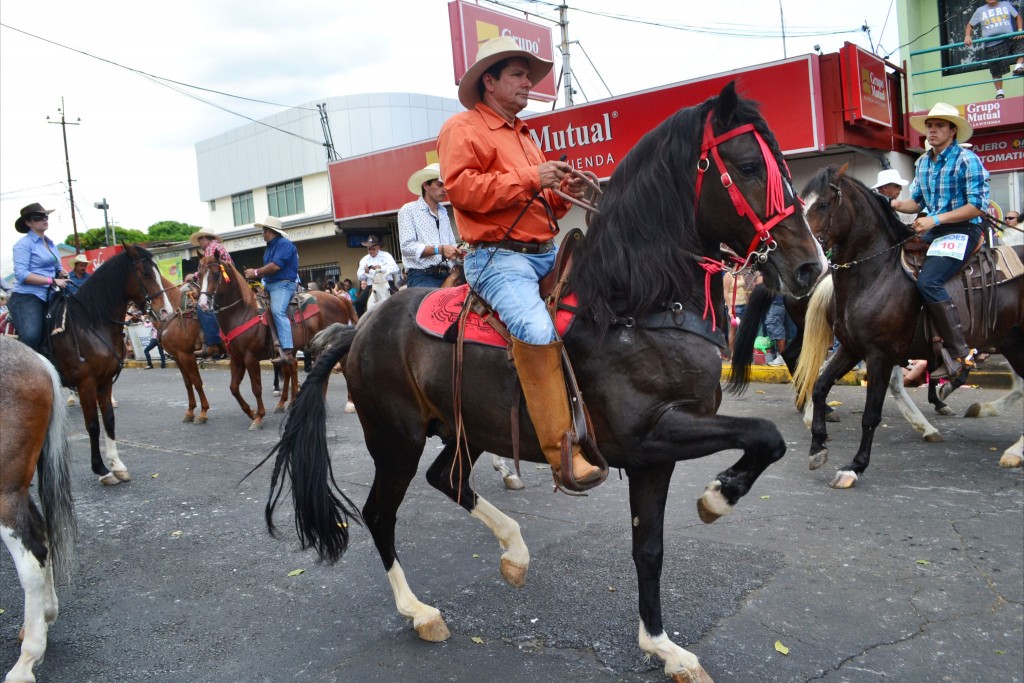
[361,235,382,248]
[407,163,442,195]
[909,103,973,143]
[14,202,55,234]
[73,254,90,265]
[458,36,553,110]
[254,216,286,237]
[189,228,221,246]
[871,169,909,190]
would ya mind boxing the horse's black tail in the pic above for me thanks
[247,323,362,564]
[725,284,774,395]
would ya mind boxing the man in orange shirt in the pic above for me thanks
[438,36,601,490]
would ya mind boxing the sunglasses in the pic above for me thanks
[28,213,49,222]
[1007,215,1019,222]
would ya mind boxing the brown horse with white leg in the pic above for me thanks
[1,337,76,683]
[47,244,173,485]
[196,254,357,430]
[150,277,212,424]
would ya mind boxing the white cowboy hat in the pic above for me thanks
[407,163,442,195]
[254,216,286,237]
[909,102,973,143]
[871,168,909,190]
[73,254,90,264]
[458,36,553,110]
[188,228,221,246]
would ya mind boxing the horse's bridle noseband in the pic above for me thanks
[695,111,798,265]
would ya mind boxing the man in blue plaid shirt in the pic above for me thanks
[892,103,990,398]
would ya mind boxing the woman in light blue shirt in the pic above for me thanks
[9,202,71,351]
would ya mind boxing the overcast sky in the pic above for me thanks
[1,0,903,273]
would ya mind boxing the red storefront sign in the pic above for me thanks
[907,98,1024,149]
[840,43,892,127]
[60,245,124,274]
[448,0,556,103]
[330,56,825,221]
[970,129,1024,173]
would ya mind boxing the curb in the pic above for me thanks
[720,362,1014,389]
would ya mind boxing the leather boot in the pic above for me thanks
[511,337,603,491]
[926,300,974,388]
[271,348,294,366]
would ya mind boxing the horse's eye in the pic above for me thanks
[738,163,758,178]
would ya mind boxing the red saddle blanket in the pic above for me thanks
[415,284,576,348]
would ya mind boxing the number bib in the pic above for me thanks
[926,233,969,259]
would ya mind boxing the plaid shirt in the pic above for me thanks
[909,143,989,226]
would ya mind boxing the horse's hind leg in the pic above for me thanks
[887,366,943,442]
[490,453,525,490]
[426,444,530,588]
[362,438,449,642]
[2,511,51,683]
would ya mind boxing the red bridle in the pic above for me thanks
[694,111,797,259]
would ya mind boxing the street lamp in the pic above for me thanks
[94,199,110,247]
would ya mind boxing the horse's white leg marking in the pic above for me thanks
[2,526,49,683]
[471,496,530,587]
[1000,435,1024,468]
[102,432,129,480]
[967,374,1023,417]
[887,367,941,440]
[386,561,450,641]
[490,454,524,490]
[802,398,814,429]
[638,620,709,681]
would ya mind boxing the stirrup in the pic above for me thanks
[553,432,607,493]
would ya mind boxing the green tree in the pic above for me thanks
[148,220,202,242]
[66,226,148,250]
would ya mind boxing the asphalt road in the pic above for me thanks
[2,364,1021,683]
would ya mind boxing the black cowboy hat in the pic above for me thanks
[14,203,55,234]
[361,235,382,248]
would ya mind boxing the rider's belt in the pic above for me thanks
[410,265,451,276]
[473,239,554,254]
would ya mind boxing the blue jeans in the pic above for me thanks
[144,337,166,366]
[266,279,297,349]
[406,269,447,288]
[917,230,981,303]
[7,292,46,352]
[464,247,557,344]
[765,295,797,343]
[197,308,221,346]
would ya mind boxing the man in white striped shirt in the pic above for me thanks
[398,163,464,288]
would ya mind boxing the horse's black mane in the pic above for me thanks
[571,87,789,329]
[802,166,915,247]
[72,245,154,322]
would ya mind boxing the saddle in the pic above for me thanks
[901,241,1024,341]
[252,287,321,324]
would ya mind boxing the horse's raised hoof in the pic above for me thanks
[964,403,982,418]
[182,414,195,423]
[500,558,528,588]
[249,419,263,431]
[113,469,131,482]
[274,404,286,414]
[999,453,1023,468]
[195,415,208,425]
[934,405,955,416]
[503,474,525,491]
[923,432,945,443]
[697,480,731,524]
[809,449,828,470]
[99,472,120,486]
[829,470,859,489]
[825,411,840,423]
[344,401,356,414]
[670,664,715,683]
[414,616,451,642]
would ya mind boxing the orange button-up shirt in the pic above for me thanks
[437,103,570,244]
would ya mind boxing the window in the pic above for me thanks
[267,179,305,217]
[232,191,254,226]
[298,262,340,290]
[209,199,216,212]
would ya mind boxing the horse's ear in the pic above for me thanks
[713,81,740,128]
[214,251,222,262]
[837,162,850,178]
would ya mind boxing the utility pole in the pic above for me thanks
[779,1,788,58]
[47,97,81,251]
[559,4,573,107]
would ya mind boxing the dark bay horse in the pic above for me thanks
[48,245,172,485]
[196,255,357,430]
[1,336,76,683]
[796,165,1023,487]
[260,83,826,681]
[151,277,211,423]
